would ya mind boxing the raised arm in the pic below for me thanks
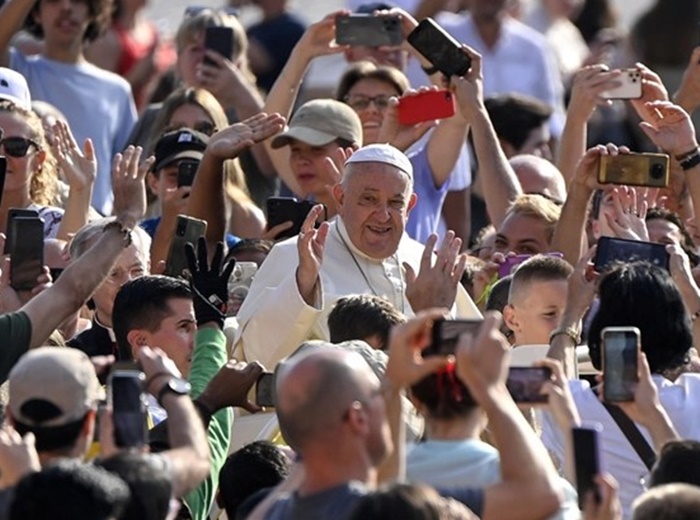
[456,313,562,520]
[674,47,700,117]
[0,0,34,66]
[452,46,522,228]
[21,145,148,347]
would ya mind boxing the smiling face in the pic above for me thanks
[334,162,416,259]
[345,78,400,145]
[494,214,552,256]
[288,139,342,199]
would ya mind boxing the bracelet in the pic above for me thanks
[674,146,699,161]
[104,220,132,248]
[680,151,700,171]
[549,326,581,346]
[421,64,440,75]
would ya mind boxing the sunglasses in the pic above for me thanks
[0,137,40,158]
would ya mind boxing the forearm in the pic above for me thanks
[470,111,522,227]
[427,120,469,187]
[556,114,587,185]
[442,188,471,247]
[377,384,404,484]
[150,214,178,269]
[56,187,93,241]
[0,0,34,65]
[550,187,591,265]
[186,153,227,245]
[639,406,679,452]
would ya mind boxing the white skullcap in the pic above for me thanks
[345,143,413,179]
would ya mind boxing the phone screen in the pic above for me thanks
[425,319,483,357]
[573,426,601,510]
[594,237,669,273]
[110,372,147,448]
[177,160,199,188]
[407,18,471,77]
[505,367,551,403]
[10,217,44,291]
[256,372,275,408]
[602,328,639,402]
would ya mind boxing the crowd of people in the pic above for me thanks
[0,0,699,518]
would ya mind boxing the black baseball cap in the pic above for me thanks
[153,129,209,171]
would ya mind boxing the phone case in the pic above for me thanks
[572,426,601,509]
[407,18,471,77]
[204,26,234,65]
[601,327,640,403]
[255,372,276,407]
[165,215,208,278]
[4,207,40,255]
[10,216,44,291]
[598,153,669,188]
[266,197,316,239]
[335,14,403,47]
[398,90,455,126]
[109,370,147,448]
[594,236,669,273]
[601,68,642,99]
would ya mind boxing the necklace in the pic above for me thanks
[336,227,406,314]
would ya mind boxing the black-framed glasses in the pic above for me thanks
[0,136,40,158]
[344,94,391,111]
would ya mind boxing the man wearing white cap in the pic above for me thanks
[0,67,31,110]
[234,143,480,368]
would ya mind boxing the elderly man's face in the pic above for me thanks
[334,162,416,259]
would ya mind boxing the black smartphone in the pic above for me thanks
[424,319,483,357]
[335,14,403,47]
[164,215,208,278]
[602,326,640,403]
[407,18,472,77]
[4,208,40,255]
[177,160,199,188]
[256,372,275,408]
[0,157,6,207]
[204,26,234,66]
[9,216,44,291]
[505,366,552,404]
[573,426,601,510]
[266,197,318,240]
[594,236,670,273]
[109,369,147,449]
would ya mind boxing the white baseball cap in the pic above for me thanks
[0,68,31,110]
[345,143,413,179]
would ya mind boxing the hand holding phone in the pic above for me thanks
[594,237,669,273]
[109,369,147,448]
[255,372,275,408]
[601,68,642,99]
[573,425,602,510]
[602,326,640,403]
[9,216,44,291]
[165,215,208,278]
[424,319,483,357]
[598,152,669,188]
[177,160,199,188]
[266,197,321,240]
[204,26,234,66]
[407,18,471,77]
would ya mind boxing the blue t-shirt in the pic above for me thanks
[140,217,241,249]
[406,145,450,243]
[11,49,137,215]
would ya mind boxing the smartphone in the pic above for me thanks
[602,326,640,403]
[397,90,455,126]
[9,216,44,291]
[424,319,483,357]
[572,425,602,510]
[407,18,472,77]
[505,366,552,404]
[335,14,403,47]
[601,68,642,99]
[593,236,670,273]
[0,157,6,207]
[177,160,199,188]
[266,197,318,240]
[164,215,208,278]
[227,261,258,317]
[256,372,275,408]
[204,26,234,66]
[598,152,669,188]
[108,369,147,449]
[4,208,40,255]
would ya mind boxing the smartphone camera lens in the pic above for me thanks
[650,163,664,179]
[176,221,187,237]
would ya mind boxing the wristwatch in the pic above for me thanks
[157,377,192,404]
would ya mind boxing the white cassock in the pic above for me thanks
[232,218,482,368]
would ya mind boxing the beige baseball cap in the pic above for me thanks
[271,99,363,149]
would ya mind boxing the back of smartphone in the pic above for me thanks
[425,319,483,357]
[9,216,44,291]
[204,26,234,66]
[601,68,642,99]
[407,18,471,77]
[177,160,199,188]
[165,215,207,278]
[594,237,669,273]
[573,426,601,510]
[602,326,640,403]
[398,90,455,126]
[335,14,402,47]
[266,197,316,239]
[598,152,669,188]
[227,262,258,316]
[109,369,147,449]
[4,208,40,255]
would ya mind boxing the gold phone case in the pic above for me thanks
[598,153,669,188]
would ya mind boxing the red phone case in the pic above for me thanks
[398,89,455,126]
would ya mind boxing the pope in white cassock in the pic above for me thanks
[233,144,482,368]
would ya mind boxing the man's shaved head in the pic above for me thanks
[510,155,567,204]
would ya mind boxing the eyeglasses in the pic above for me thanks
[344,94,391,111]
[0,136,40,158]
[104,266,146,287]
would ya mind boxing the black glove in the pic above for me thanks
[185,237,236,328]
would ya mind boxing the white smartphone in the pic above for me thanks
[227,262,258,316]
[601,68,642,99]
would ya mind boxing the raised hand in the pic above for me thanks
[206,112,286,161]
[675,47,700,113]
[605,186,650,241]
[405,231,467,312]
[377,90,438,152]
[296,10,351,60]
[161,186,191,222]
[451,45,485,121]
[573,143,626,193]
[50,120,96,194]
[0,426,40,489]
[295,205,329,306]
[639,101,698,157]
[197,359,265,414]
[629,63,670,124]
[567,65,621,123]
[112,145,154,230]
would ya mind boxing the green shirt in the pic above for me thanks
[0,312,32,383]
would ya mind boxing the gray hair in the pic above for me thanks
[69,218,151,262]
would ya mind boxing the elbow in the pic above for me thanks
[532,479,564,519]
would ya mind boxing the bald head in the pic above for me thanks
[510,155,566,204]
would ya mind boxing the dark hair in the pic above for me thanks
[509,255,573,303]
[410,368,478,420]
[486,275,512,313]
[588,263,692,373]
[218,441,290,519]
[646,207,700,267]
[97,452,173,520]
[112,276,192,352]
[650,440,700,488]
[328,295,405,350]
[336,61,409,103]
[24,0,113,42]
[13,414,89,453]
[485,94,552,151]
[10,459,129,520]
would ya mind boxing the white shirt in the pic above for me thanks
[541,374,700,519]
[233,218,481,368]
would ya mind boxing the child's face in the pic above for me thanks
[506,279,568,345]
